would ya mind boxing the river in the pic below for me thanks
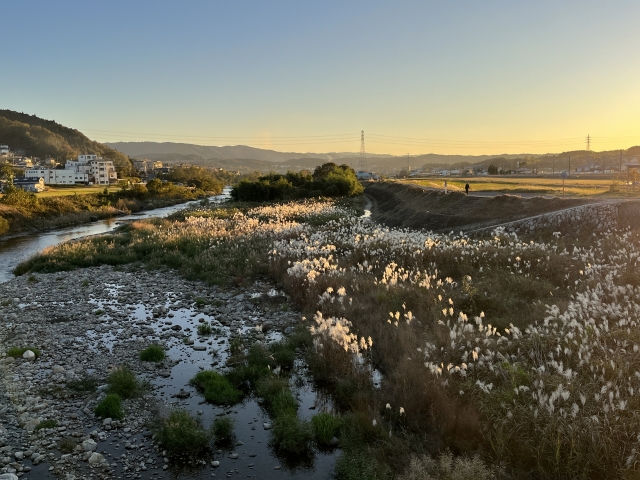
[0,187,232,283]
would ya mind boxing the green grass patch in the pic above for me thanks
[197,322,212,335]
[189,370,243,405]
[270,413,313,455]
[34,419,58,431]
[67,376,98,392]
[58,437,77,454]
[155,409,211,458]
[269,341,296,370]
[94,393,124,419]
[212,416,235,444]
[6,346,40,358]
[139,344,165,362]
[312,413,343,447]
[107,366,145,399]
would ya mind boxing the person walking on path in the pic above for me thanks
[465,183,470,195]
[444,180,448,194]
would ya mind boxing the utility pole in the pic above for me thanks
[620,150,623,173]
[586,134,591,151]
[552,156,555,175]
[569,155,571,174]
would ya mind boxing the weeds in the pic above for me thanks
[189,371,242,405]
[59,437,77,454]
[212,416,235,444]
[67,376,98,392]
[34,419,58,431]
[139,344,165,362]
[312,413,342,447]
[270,413,313,455]
[197,322,212,335]
[95,394,124,419]
[6,346,40,358]
[155,409,211,458]
[107,366,146,399]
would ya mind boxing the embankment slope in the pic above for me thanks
[365,182,589,231]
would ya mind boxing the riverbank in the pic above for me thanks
[0,265,313,479]
[0,188,216,237]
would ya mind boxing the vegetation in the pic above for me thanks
[196,322,212,335]
[311,413,342,447]
[107,366,145,399]
[189,371,242,405]
[34,419,58,431]
[158,165,224,192]
[212,416,235,444]
[94,394,124,419]
[66,376,98,392]
[17,197,640,478]
[139,344,165,362]
[231,163,363,201]
[0,109,133,175]
[58,437,77,454]
[155,409,211,458]
[6,346,40,358]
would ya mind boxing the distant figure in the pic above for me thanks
[444,180,448,194]
[465,183,470,195]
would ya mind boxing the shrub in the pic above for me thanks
[155,409,211,458]
[6,346,40,358]
[107,366,143,399]
[212,416,235,443]
[67,376,98,392]
[94,394,124,419]
[229,337,244,356]
[34,419,58,431]
[312,413,343,447]
[140,344,165,362]
[270,413,313,455]
[0,216,9,235]
[269,342,296,370]
[226,364,270,392]
[197,322,212,335]
[59,437,77,454]
[189,371,242,405]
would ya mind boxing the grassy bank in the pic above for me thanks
[0,183,219,236]
[15,197,640,479]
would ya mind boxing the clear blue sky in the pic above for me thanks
[3,1,640,154]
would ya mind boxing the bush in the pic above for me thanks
[140,344,165,362]
[59,437,77,454]
[67,376,98,392]
[212,416,235,443]
[197,322,212,335]
[189,370,242,405]
[155,409,211,458]
[95,394,124,419]
[6,346,40,358]
[269,342,296,370]
[107,366,143,399]
[312,413,343,447]
[0,216,9,235]
[34,419,58,431]
[270,413,313,455]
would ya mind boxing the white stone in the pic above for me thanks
[82,439,97,452]
[22,350,36,361]
[88,452,106,465]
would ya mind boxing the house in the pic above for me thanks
[13,177,45,192]
[0,145,9,155]
[26,154,117,185]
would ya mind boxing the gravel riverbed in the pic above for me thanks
[0,266,324,480]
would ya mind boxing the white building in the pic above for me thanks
[0,145,9,154]
[25,154,117,186]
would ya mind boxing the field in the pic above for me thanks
[0,185,122,199]
[15,195,640,479]
[402,175,640,197]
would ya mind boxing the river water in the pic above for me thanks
[0,188,232,283]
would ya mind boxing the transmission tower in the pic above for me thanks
[359,130,367,172]
[586,134,591,151]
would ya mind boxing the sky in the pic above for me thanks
[3,1,640,155]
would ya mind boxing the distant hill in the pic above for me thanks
[0,110,133,174]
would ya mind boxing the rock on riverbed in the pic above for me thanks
[0,265,301,478]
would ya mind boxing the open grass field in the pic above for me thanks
[0,186,122,199]
[401,176,640,197]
